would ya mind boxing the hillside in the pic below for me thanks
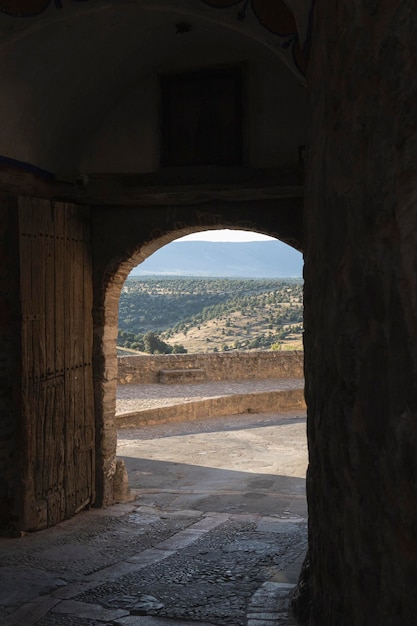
[118,277,303,354]
[130,241,303,278]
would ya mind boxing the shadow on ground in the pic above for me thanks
[120,456,307,517]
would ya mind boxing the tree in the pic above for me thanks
[143,331,160,353]
[143,331,172,354]
[172,344,187,354]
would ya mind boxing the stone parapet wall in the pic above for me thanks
[118,350,304,385]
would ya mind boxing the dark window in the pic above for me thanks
[161,66,243,166]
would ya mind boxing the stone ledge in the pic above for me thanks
[117,388,306,428]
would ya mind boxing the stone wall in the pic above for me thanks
[0,195,19,526]
[117,351,304,385]
[296,2,417,624]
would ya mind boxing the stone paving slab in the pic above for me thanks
[126,548,176,566]
[3,597,61,626]
[256,520,304,534]
[51,581,104,600]
[247,581,298,626]
[0,567,66,606]
[51,599,130,620]
[85,560,147,583]
[189,512,231,530]
[114,617,218,626]
[153,527,209,550]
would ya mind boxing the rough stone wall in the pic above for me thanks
[300,2,417,624]
[0,195,19,525]
[92,269,121,509]
[118,351,304,385]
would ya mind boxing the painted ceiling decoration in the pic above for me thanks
[0,0,91,17]
[0,0,307,75]
[0,0,54,16]
[201,0,306,75]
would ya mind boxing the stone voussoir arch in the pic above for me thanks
[92,210,301,507]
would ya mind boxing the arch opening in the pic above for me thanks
[105,227,308,621]
[93,220,306,525]
[118,228,304,355]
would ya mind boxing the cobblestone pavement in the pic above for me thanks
[1,409,307,626]
[1,504,305,626]
[116,379,304,414]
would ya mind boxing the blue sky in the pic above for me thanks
[177,229,276,242]
[129,228,303,277]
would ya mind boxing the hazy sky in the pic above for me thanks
[177,229,276,242]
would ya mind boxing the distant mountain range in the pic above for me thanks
[130,241,303,278]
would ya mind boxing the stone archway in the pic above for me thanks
[0,0,309,530]
[91,202,303,506]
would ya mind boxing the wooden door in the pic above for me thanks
[18,198,94,530]
[161,66,243,166]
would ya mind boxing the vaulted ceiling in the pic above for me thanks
[0,0,312,174]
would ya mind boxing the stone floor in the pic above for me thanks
[1,406,307,626]
[0,504,304,626]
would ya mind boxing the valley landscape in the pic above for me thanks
[118,239,304,355]
[118,276,303,354]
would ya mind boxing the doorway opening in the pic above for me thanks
[107,227,308,622]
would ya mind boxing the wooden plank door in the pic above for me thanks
[161,66,243,166]
[18,198,94,530]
